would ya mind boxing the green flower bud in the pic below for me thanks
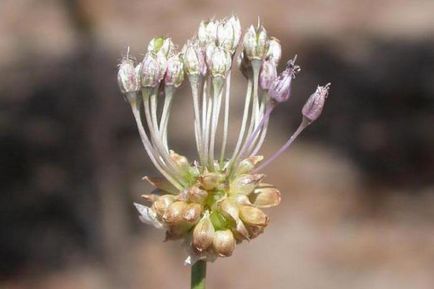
[148,37,175,58]
[213,229,236,257]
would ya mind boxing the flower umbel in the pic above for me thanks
[117,16,330,266]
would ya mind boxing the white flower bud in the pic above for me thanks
[140,53,166,87]
[243,24,269,60]
[217,16,241,53]
[165,54,184,87]
[198,20,219,46]
[182,40,207,76]
[209,47,232,78]
[117,56,140,93]
[266,37,281,65]
[148,37,175,58]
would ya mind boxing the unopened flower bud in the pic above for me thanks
[163,201,188,225]
[217,16,241,53]
[243,24,268,60]
[192,213,215,252]
[148,37,175,58]
[141,53,166,87]
[209,47,232,78]
[165,54,184,87]
[213,229,236,257]
[251,187,281,208]
[266,37,281,65]
[183,40,207,76]
[183,203,203,224]
[198,20,219,46]
[230,174,264,195]
[236,156,264,174]
[268,57,300,103]
[302,83,330,123]
[239,206,269,226]
[259,60,277,90]
[199,172,225,190]
[118,56,140,93]
[152,194,176,218]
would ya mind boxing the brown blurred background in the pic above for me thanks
[1,0,433,288]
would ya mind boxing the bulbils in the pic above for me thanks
[302,83,330,123]
[213,230,236,257]
[268,57,300,103]
[117,55,140,94]
[243,24,268,60]
[192,213,215,252]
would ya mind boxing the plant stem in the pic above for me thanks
[191,260,207,289]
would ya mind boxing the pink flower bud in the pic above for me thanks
[140,53,166,87]
[165,54,184,87]
[259,60,277,90]
[268,57,300,103]
[117,56,140,93]
[302,83,330,123]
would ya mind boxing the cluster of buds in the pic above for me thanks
[117,16,330,265]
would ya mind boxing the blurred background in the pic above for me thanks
[1,0,433,288]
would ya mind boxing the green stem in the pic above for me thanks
[191,260,207,289]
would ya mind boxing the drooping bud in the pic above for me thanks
[192,212,215,252]
[118,55,140,94]
[163,201,188,225]
[230,174,264,195]
[213,229,236,257]
[236,155,264,174]
[268,57,300,103]
[198,19,219,46]
[302,83,330,123]
[259,60,277,90]
[199,172,225,190]
[152,194,176,218]
[250,187,281,208]
[148,37,175,58]
[239,206,269,226]
[266,37,281,65]
[182,40,207,76]
[209,47,232,78]
[140,53,166,87]
[183,203,203,224]
[217,16,241,53]
[164,54,184,87]
[243,24,268,60]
